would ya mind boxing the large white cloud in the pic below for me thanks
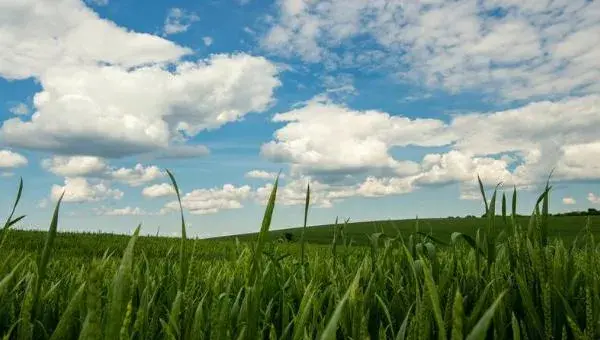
[42,156,165,187]
[162,184,253,215]
[50,177,123,203]
[262,0,600,100]
[0,150,28,168]
[42,156,108,177]
[261,94,600,200]
[0,0,189,80]
[0,0,281,158]
[261,97,452,177]
[1,55,280,157]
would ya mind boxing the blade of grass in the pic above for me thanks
[104,224,141,340]
[466,290,507,340]
[300,182,310,265]
[249,172,280,284]
[33,191,65,320]
[166,169,188,292]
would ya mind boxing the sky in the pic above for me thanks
[0,0,599,238]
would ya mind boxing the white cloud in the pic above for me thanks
[162,184,252,215]
[9,103,29,116]
[588,193,600,205]
[42,156,108,177]
[0,1,281,159]
[0,150,27,168]
[41,156,164,188]
[245,170,283,180]
[262,0,600,100]
[142,183,175,198]
[1,172,14,178]
[1,55,280,158]
[110,164,163,187]
[0,0,190,80]
[261,94,600,202]
[97,206,147,216]
[562,197,576,205]
[50,177,123,203]
[261,96,452,177]
[163,8,199,35]
[203,36,213,46]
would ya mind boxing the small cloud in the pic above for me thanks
[97,206,148,216]
[588,193,600,204]
[142,183,175,198]
[9,103,30,115]
[163,8,199,35]
[87,0,109,6]
[1,172,14,178]
[245,170,284,180]
[202,36,213,46]
[0,150,28,169]
[562,197,576,205]
[398,93,433,103]
[243,27,255,35]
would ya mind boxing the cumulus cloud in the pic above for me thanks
[142,183,175,198]
[261,94,600,201]
[562,197,576,205]
[42,156,108,177]
[261,96,452,178]
[203,36,213,46]
[0,0,281,159]
[0,150,28,168]
[262,0,600,100]
[41,156,164,187]
[110,164,163,187]
[588,193,600,205]
[50,177,123,203]
[162,184,252,214]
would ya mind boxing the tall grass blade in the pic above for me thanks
[466,290,507,340]
[166,169,188,292]
[249,173,280,284]
[320,258,365,340]
[477,175,488,216]
[104,224,141,340]
[300,182,310,265]
[33,191,65,320]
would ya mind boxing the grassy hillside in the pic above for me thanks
[211,215,600,246]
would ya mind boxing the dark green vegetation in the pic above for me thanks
[211,215,600,246]
[1,173,599,339]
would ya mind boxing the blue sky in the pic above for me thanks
[1,0,599,238]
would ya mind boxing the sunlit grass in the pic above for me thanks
[0,171,598,339]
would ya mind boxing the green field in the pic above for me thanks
[211,215,600,246]
[1,175,599,339]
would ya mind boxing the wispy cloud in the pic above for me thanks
[163,8,199,35]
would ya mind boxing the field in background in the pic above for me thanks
[5,215,600,257]
[1,173,600,339]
